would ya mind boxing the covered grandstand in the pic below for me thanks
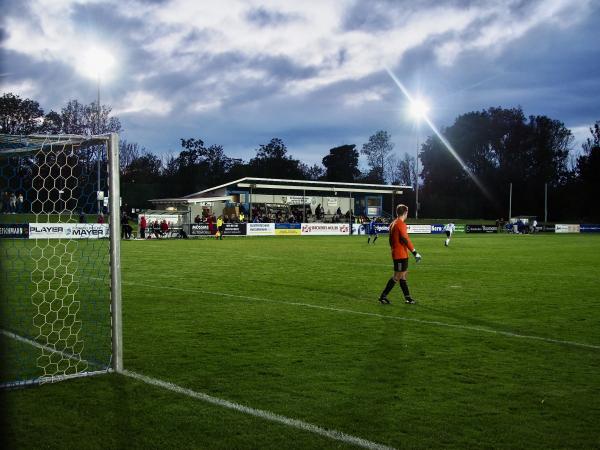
[149,177,412,223]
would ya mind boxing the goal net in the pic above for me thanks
[0,133,122,388]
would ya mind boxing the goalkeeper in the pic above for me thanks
[379,204,421,305]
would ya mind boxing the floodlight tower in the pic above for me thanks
[80,47,115,213]
[409,99,429,219]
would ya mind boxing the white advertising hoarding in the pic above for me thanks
[301,223,350,235]
[285,196,313,205]
[327,197,338,207]
[29,223,109,239]
[246,222,276,236]
[555,224,580,233]
[407,224,432,234]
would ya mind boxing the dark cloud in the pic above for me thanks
[245,7,301,27]
[0,0,35,17]
[341,2,395,32]
[70,2,147,35]
[2,0,598,164]
[181,27,212,45]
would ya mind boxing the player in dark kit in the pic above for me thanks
[367,218,378,244]
[379,204,422,305]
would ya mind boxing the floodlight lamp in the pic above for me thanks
[410,99,429,120]
[79,46,116,80]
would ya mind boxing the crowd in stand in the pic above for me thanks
[187,205,390,226]
[0,191,24,214]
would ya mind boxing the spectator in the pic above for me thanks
[121,212,129,239]
[207,214,215,235]
[79,210,86,223]
[194,214,201,224]
[160,219,169,237]
[216,215,224,240]
[125,222,133,239]
[9,192,17,213]
[139,215,147,239]
[153,220,161,238]
[16,193,24,213]
[97,213,105,224]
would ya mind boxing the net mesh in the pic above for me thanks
[1,134,113,387]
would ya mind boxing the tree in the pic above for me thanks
[388,152,416,186]
[121,153,162,184]
[575,121,600,220]
[247,138,306,179]
[39,110,63,134]
[322,145,360,182]
[361,130,394,183]
[419,107,574,218]
[301,163,325,181]
[0,93,44,134]
[120,140,142,174]
[60,99,121,135]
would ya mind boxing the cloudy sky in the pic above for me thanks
[1,0,599,167]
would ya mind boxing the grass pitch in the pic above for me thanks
[3,233,600,449]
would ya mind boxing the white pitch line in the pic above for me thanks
[126,280,600,351]
[2,330,395,449]
[0,329,109,388]
[122,369,396,450]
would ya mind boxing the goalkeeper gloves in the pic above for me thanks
[412,250,422,263]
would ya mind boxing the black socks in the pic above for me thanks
[381,278,396,297]
[399,279,410,298]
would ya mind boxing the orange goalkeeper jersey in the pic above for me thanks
[389,218,414,260]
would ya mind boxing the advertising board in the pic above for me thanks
[580,224,600,233]
[28,223,109,239]
[190,224,211,236]
[407,224,432,234]
[555,224,580,233]
[301,223,349,235]
[0,223,29,239]
[286,196,313,205]
[465,224,498,233]
[352,223,366,235]
[275,223,301,235]
[222,223,246,236]
[374,224,390,233]
[247,223,275,236]
[430,224,445,234]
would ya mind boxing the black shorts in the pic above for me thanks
[445,230,451,237]
[393,258,409,272]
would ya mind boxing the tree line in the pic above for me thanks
[1,92,598,221]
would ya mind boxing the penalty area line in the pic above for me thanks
[122,369,396,450]
[125,280,600,351]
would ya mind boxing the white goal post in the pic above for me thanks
[0,133,122,388]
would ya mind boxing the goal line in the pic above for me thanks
[2,328,396,450]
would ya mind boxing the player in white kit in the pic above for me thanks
[444,222,455,246]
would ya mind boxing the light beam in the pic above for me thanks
[385,67,494,202]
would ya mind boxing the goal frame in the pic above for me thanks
[0,132,122,388]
